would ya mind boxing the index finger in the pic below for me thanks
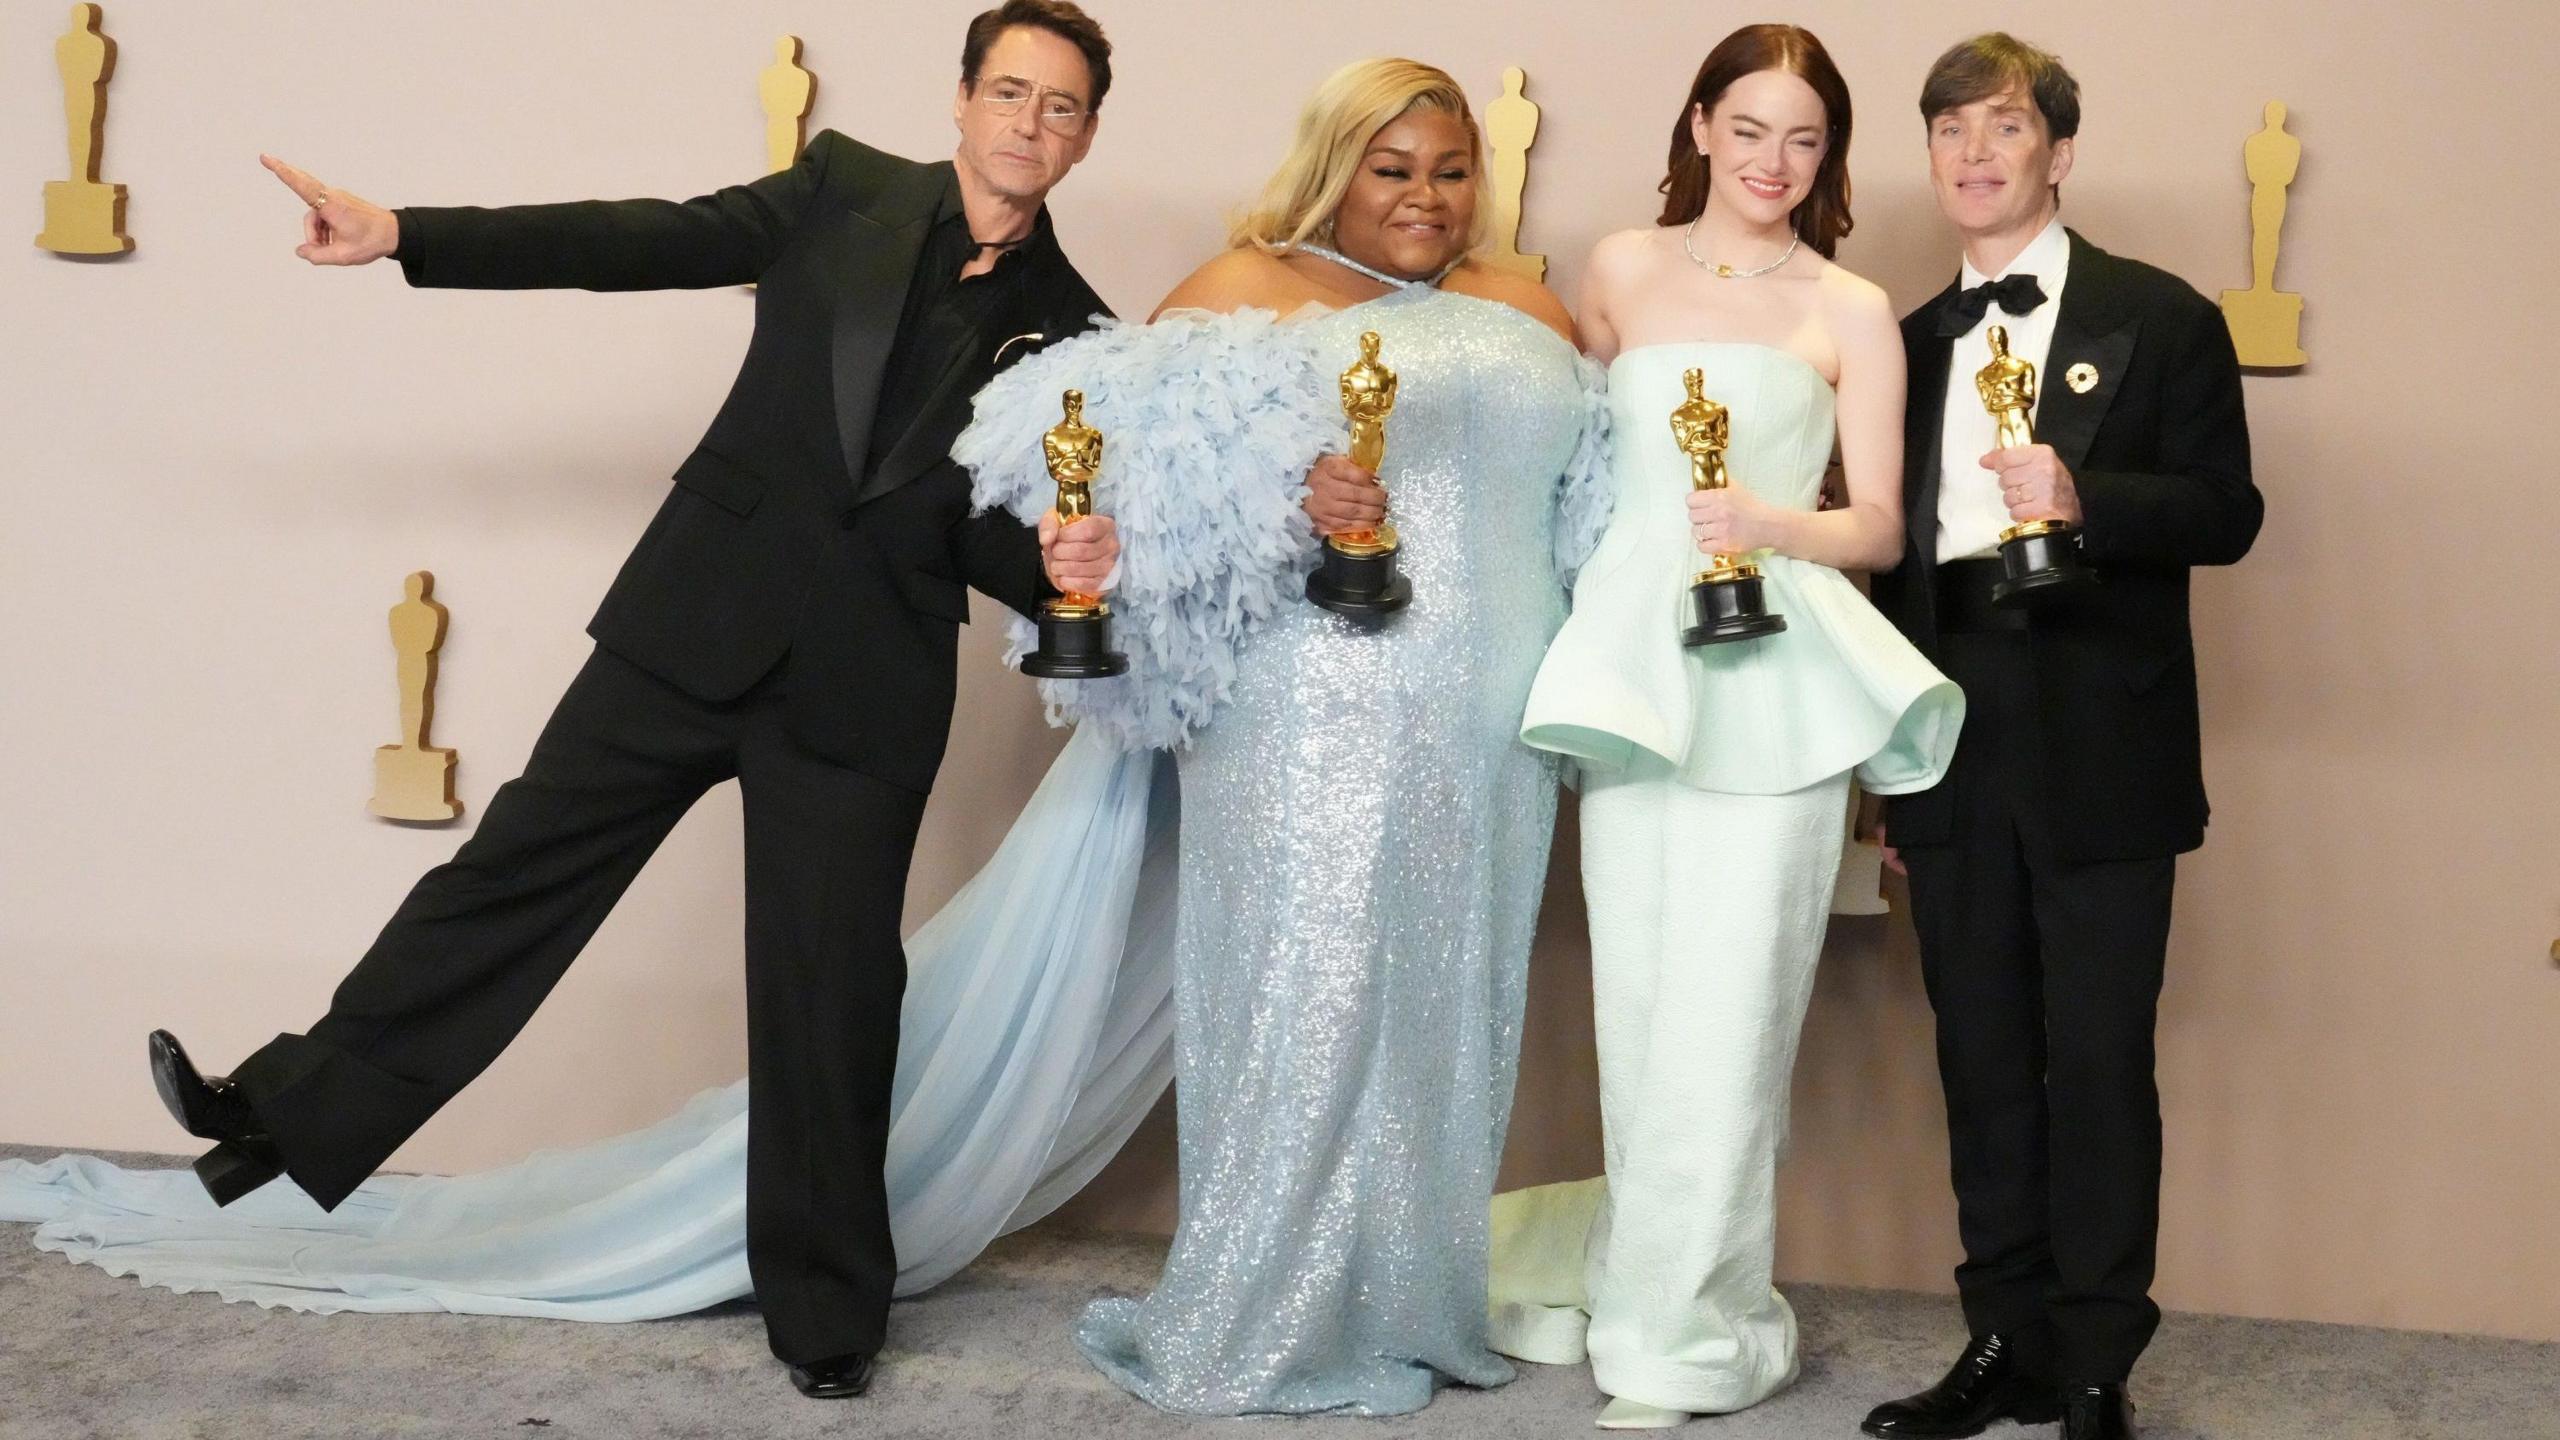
[260,153,328,205]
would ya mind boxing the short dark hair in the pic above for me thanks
[1918,32,2079,142]
[1656,24,1855,259]
[961,0,1113,113]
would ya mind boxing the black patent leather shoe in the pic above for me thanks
[787,1351,875,1399]
[149,1030,283,1206]
[1861,1333,2061,1438]
[2060,1384,2136,1440]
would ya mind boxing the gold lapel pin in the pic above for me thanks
[2065,361,2100,394]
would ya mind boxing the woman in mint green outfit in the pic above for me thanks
[1492,26,1961,1430]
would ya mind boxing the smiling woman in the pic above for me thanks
[983,55,1606,1419]
[1488,23,1960,1431]
[1228,58,1491,265]
[1657,24,1853,261]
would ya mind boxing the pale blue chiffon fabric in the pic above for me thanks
[0,728,1178,1316]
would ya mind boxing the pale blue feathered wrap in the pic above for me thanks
[956,309,1337,754]
[956,306,1617,755]
[1552,351,1615,589]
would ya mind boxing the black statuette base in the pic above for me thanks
[1683,573,1787,648]
[1991,527,2092,607]
[1021,606,1129,679]
[1307,542,1412,623]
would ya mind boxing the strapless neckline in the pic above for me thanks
[1609,340,1834,391]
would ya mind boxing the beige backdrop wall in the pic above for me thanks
[4,0,2554,1345]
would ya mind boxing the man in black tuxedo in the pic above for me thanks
[1861,34,2262,1440]
[146,1,1122,1400]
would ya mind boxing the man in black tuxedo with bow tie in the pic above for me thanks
[145,0,1122,1400]
[1861,34,2262,1440]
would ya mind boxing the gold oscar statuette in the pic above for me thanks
[1019,390,1129,679]
[38,3,132,256]
[2219,100,2308,368]
[369,572,462,822]
[1673,368,1784,646]
[1306,330,1414,620]
[759,36,815,175]
[1482,67,1546,282]
[1979,325,2091,605]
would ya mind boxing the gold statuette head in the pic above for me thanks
[1975,325,2037,449]
[1043,388,1104,522]
[1339,331,1397,474]
[1669,367,1732,492]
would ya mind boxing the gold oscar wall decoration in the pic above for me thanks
[1482,67,1544,282]
[38,3,133,257]
[369,572,462,823]
[2220,100,2307,369]
[760,36,816,174]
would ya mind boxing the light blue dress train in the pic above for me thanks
[0,730,1178,1316]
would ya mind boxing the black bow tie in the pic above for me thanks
[1938,273,2048,337]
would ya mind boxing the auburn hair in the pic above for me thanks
[1655,24,1853,258]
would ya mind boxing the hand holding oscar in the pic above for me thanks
[1673,368,1785,646]
[1306,331,1413,620]
[1020,389,1130,679]
[1979,325,2092,605]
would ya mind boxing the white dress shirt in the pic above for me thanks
[1936,215,2071,562]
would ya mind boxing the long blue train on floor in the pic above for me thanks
[0,729,1178,1318]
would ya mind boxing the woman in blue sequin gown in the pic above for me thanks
[989,59,1608,1416]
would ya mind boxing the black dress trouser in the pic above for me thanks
[228,645,926,1364]
[1898,624,2176,1386]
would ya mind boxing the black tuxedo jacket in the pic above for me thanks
[1872,231,2263,861]
[394,131,1108,793]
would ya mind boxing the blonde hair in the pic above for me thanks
[1229,58,1489,255]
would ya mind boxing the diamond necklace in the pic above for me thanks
[1681,217,1800,279]
[1294,242,1454,290]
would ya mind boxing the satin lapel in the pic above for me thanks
[858,235,1074,506]
[2037,233,2141,473]
[860,316,996,505]
[828,166,954,495]
[1905,282,1960,569]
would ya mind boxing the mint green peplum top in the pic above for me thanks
[1521,342,1963,796]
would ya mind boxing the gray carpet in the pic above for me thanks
[4,1146,2552,1439]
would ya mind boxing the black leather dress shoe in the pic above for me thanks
[1861,1333,2061,1438]
[2060,1384,2136,1440]
[148,1030,283,1206]
[787,1351,876,1399]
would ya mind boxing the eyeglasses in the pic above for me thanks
[974,73,1090,135]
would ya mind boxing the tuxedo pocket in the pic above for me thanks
[848,525,972,623]
[891,567,972,623]
[671,447,767,517]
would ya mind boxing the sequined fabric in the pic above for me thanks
[1074,289,1592,1415]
